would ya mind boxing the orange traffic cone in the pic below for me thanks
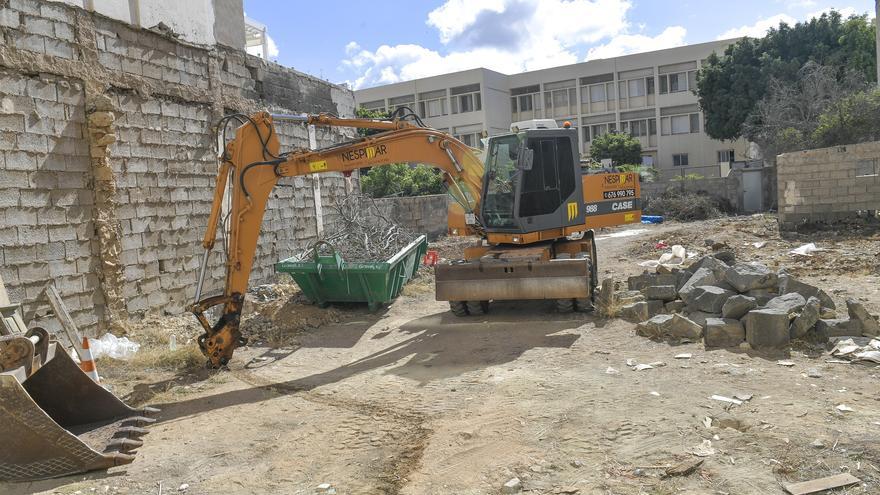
[80,336,100,383]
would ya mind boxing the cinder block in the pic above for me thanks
[23,15,53,37]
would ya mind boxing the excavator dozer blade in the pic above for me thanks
[435,258,591,302]
[0,343,158,482]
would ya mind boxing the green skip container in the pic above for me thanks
[276,235,428,311]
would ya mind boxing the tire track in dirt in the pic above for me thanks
[229,366,431,494]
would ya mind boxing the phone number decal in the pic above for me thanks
[603,189,636,199]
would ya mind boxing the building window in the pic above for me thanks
[672,153,689,167]
[387,95,415,113]
[451,84,481,114]
[621,118,656,138]
[417,89,447,118]
[660,113,701,135]
[627,78,646,97]
[659,70,697,94]
[360,100,386,113]
[589,84,606,102]
[584,123,616,143]
[543,80,577,118]
[717,149,735,163]
[510,85,542,120]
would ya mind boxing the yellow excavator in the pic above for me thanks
[191,110,641,368]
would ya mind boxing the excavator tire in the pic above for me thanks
[555,298,575,313]
[449,301,469,317]
[466,300,489,315]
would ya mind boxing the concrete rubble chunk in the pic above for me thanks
[846,299,880,337]
[790,296,820,340]
[688,285,736,314]
[620,301,649,323]
[778,274,836,309]
[646,299,666,317]
[635,314,674,339]
[645,285,677,301]
[685,310,719,328]
[502,477,522,494]
[679,268,718,303]
[745,308,790,349]
[722,295,757,319]
[724,262,777,293]
[665,300,686,313]
[704,317,746,348]
[764,292,806,316]
[689,256,729,278]
[746,288,777,306]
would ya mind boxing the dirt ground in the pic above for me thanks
[5,215,880,495]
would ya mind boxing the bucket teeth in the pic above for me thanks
[122,416,156,427]
[114,426,150,438]
[142,406,160,416]
[109,453,137,466]
[105,438,143,453]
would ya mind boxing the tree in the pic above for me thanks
[741,63,867,158]
[697,11,876,141]
[812,87,880,147]
[355,106,390,137]
[589,131,642,166]
[360,163,445,198]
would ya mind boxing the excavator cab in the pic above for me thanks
[481,126,584,235]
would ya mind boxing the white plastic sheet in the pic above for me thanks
[89,333,140,360]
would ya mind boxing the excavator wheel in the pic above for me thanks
[556,298,575,313]
[466,300,489,315]
[449,301,469,317]
[574,298,593,312]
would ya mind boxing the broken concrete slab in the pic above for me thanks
[764,292,807,316]
[687,285,736,314]
[665,300,686,313]
[620,301,649,323]
[724,262,778,293]
[721,294,757,319]
[679,268,719,303]
[846,299,880,337]
[645,285,677,301]
[790,296,820,339]
[745,308,791,349]
[705,317,746,348]
[778,274,835,309]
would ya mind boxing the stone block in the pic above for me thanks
[620,301,648,323]
[679,267,718,303]
[689,255,729,278]
[764,292,806,316]
[746,287,777,306]
[745,309,790,349]
[724,262,777,292]
[665,300,686,313]
[646,299,665,317]
[684,310,718,328]
[636,313,702,340]
[627,272,678,291]
[687,285,735,313]
[846,299,879,336]
[790,296,820,339]
[645,284,677,301]
[705,317,745,348]
[636,314,674,338]
[778,274,835,309]
[721,294,757,319]
[813,318,863,342]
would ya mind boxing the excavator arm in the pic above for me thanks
[191,111,485,367]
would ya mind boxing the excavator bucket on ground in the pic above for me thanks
[0,332,157,482]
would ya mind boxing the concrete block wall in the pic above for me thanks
[778,142,880,230]
[0,0,355,333]
[371,194,450,240]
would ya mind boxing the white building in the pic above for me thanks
[355,39,751,180]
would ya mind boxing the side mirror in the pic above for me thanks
[519,148,534,171]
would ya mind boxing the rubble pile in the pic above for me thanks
[614,248,880,351]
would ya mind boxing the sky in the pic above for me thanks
[242,0,876,89]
